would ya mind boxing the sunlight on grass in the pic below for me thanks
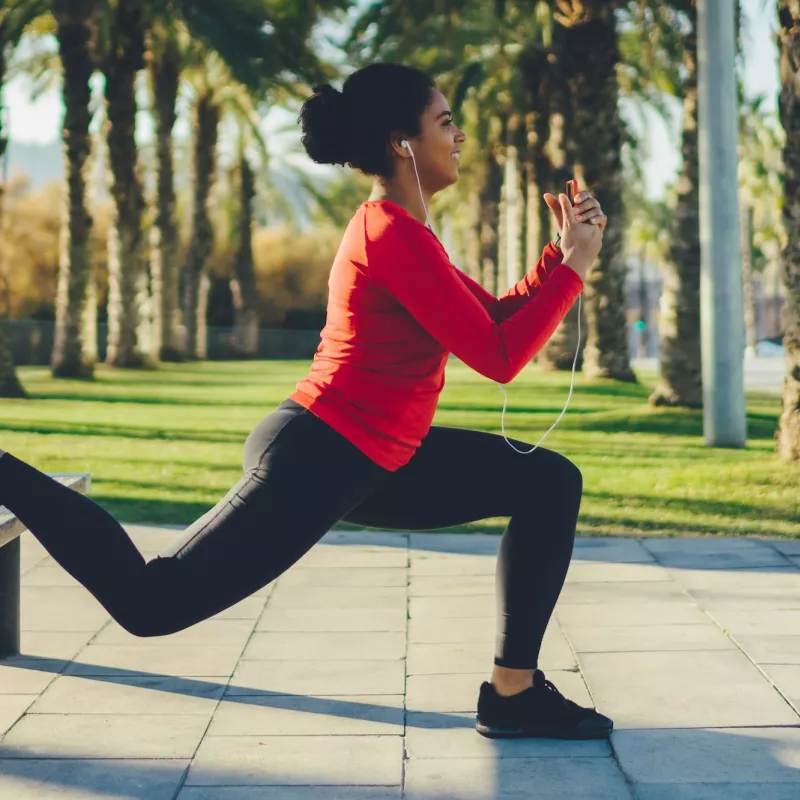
[2,360,797,538]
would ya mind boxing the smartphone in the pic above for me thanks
[567,179,578,205]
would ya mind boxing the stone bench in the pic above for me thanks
[0,473,91,658]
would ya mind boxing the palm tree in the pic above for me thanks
[0,5,33,398]
[147,19,182,361]
[738,94,785,354]
[646,0,702,407]
[547,0,635,382]
[777,0,800,460]
[181,79,220,360]
[99,1,151,368]
[228,149,259,356]
[50,0,97,379]
[1,0,97,381]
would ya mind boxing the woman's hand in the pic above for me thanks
[544,190,608,234]
[555,193,603,281]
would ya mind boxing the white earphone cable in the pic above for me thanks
[403,139,581,455]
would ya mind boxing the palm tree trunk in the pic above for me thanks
[51,0,95,379]
[740,203,758,352]
[182,90,219,360]
[561,9,635,382]
[777,1,800,460]
[531,36,586,371]
[103,4,151,369]
[229,153,259,357]
[479,134,503,295]
[650,11,702,407]
[0,48,26,399]
[0,326,25,398]
[149,32,182,362]
[503,112,524,291]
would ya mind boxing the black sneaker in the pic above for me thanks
[475,668,613,739]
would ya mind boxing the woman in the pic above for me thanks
[0,63,610,740]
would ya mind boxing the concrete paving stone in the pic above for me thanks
[293,547,407,569]
[565,562,673,583]
[92,619,255,647]
[570,539,656,564]
[407,641,495,675]
[407,616,573,665]
[0,759,189,800]
[408,574,495,596]
[760,664,800,712]
[404,756,633,799]
[565,623,736,654]
[185,735,403,787]
[211,595,267,620]
[17,630,94,660]
[266,586,406,609]
[734,635,800,664]
[635,785,800,800]
[669,568,800,609]
[20,586,110,631]
[256,607,406,633]
[409,532,501,555]
[20,534,48,557]
[178,788,401,800]
[708,609,800,635]
[242,631,406,661]
[0,658,66,694]
[405,711,611,759]
[29,674,225,715]
[766,539,800,556]
[276,567,407,588]
[409,615,493,644]
[409,594,496,619]
[613,727,800,784]
[207,693,404,736]
[578,650,800,729]
[227,659,406,696]
[654,552,789,570]
[0,695,35,737]
[409,554,497,577]
[556,602,710,628]
[320,529,408,548]
[21,565,83,588]
[558,580,690,605]
[121,523,188,552]
[644,538,786,558]
[406,624,575,674]
[19,556,48,575]
[0,713,209,759]
[406,671,593,714]
[64,643,245,678]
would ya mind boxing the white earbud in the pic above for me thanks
[401,139,410,150]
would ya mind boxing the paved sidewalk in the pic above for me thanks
[1,528,800,799]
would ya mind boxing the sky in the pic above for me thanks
[0,0,780,201]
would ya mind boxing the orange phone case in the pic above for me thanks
[567,179,578,204]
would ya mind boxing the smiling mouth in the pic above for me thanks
[451,151,461,162]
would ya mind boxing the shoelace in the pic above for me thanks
[536,671,583,713]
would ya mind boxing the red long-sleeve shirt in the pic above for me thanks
[290,199,584,471]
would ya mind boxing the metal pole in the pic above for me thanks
[697,0,747,447]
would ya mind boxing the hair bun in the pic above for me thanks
[299,83,351,167]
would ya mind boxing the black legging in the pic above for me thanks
[0,397,581,668]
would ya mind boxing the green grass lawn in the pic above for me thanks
[1,359,798,538]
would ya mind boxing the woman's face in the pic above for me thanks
[400,89,467,193]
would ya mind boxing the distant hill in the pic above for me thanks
[6,140,62,189]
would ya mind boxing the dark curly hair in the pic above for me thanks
[299,63,436,179]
